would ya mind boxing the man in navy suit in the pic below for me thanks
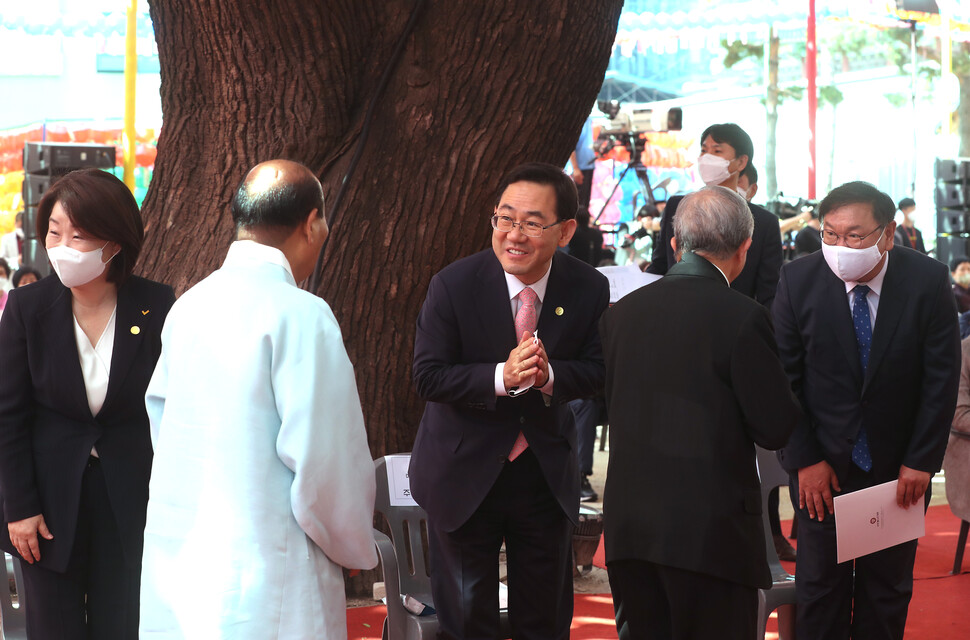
[772,181,961,639]
[410,162,609,639]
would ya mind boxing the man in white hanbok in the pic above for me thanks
[139,160,377,639]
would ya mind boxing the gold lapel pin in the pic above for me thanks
[141,310,150,316]
[555,306,564,316]
[130,326,141,335]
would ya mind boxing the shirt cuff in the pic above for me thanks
[540,363,555,396]
[495,363,508,397]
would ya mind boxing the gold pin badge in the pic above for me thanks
[141,310,150,316]
[130,326,141,335]
[555,307,564,316]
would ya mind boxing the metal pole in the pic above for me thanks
[910,21,917,196]
[807,0,817,199]
[123,0,138,193]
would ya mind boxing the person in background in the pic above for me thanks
[952,256,970,313]
[737,163,758,202]
[568,114,596,209]
[0,258,9,320]
[0,168,175,639]
[602,186,798,639]
[894,197,926,254]
[647,123,782,308]
[567,207,605,267]
[773,180,960,639]
[12,267,41,288]
[139,160,376,639]
[0,211,24,270]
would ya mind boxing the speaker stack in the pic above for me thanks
[20,142,116,275]
[935,158,970,268]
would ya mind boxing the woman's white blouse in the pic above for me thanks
[73,305,117,455]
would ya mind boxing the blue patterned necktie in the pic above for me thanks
[851,284,873,471]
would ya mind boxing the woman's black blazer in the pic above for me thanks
[0,274,174,571]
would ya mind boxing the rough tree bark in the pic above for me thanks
[138,1,623,460]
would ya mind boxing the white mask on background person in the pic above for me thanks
[736,186,748,200]
[0,276,9,291]
[956,273,970,288]
[821,241,884,283]
[47,242,114,288]
[697,153,733,186]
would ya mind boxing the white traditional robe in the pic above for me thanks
[140,241,377,639]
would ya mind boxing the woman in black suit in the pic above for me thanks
[0,168,175,639]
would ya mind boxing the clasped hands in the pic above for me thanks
[8,513,53,564]
[503,331,548,394]
[797,461,929,521]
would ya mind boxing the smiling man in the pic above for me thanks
[772,181,960,639]
[410,162,610,639]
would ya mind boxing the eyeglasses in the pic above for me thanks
[820,224,885,249]
[491,215,562,238]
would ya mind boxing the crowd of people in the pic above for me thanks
[0,117,964,640]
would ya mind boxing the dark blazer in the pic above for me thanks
[772,247,961,483]
[600,252,798,589]
[409,249,609,532]
[0,275,175,572]
[647,195,783,307]
[895,225,926,254]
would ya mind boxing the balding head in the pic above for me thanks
[674,186,753,260]
[231,159,324,237]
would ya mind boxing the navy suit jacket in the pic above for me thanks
[772,247,961,483]
[0,275,175,571]
[409,249,609,532]
[648,195,782,308]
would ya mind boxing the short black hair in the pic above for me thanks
[12,267,42,287]
[231,163,324,231]
[700,123,754,170]
[818,181,896,226]
[898,197,916,211]
[494,162,578,222]
[951,257,970,272]
[742,163,758,185]
[37,168,144,284]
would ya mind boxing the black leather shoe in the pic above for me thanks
[580,476,598,502]
[773,534,797,562]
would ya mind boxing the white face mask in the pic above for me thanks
[47,242,114,288]
[697,153,734,186]
[0,276,9,289]
[736,186,748,200]
[821,240,884,283]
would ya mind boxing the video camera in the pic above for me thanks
[594,100,653,163]
[768,192,818,220]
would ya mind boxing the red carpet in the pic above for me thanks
[348,505,969,639]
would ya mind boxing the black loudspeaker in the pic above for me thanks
[21,239,50,278]
[22,142,115,174]
[936,182,969,210]
[936,158,970,183]
[936,234,970,268]
[21,173,53,207]
[896,0,939,14]
[938,210,970,235]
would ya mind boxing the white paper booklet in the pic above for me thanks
[833,479,925,563]
[596,264,661,304]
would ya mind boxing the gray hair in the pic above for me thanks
[673,186,754,260]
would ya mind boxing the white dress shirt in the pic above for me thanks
[74,305,117,456]
[842,252,890,330]
[493,263,555,397]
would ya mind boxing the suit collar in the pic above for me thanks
[667,251,729,285]
[35,281,91,418]
[101,278,152,415]
[864,249,908,391]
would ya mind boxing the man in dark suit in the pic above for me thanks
[601,186,798,639]
[410,162,610,640]
[647,123,782,308]
[772,181,961,639]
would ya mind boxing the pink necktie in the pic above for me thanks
[508,287,538,461]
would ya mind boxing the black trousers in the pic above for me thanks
[20,457,140,639]
[428,448,574,640]
[790,465,926,640]
[607,558,757,640]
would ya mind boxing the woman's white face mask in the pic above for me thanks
[47,242,115,288]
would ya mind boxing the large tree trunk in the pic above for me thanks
[138,0,622,597]
[140,0,622,453]
[765,28,780,200]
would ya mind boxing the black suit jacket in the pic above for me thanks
[600,252,798,589]
[409,249,609,532]
[772,247,961,483]
[0,275,175,571]
[647,195,782,307]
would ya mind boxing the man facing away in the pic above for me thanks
[772,181,961,639]
[647,123,782,308]
[139,160,377,639]
[601,186,798,640]
[409,162,610,639]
